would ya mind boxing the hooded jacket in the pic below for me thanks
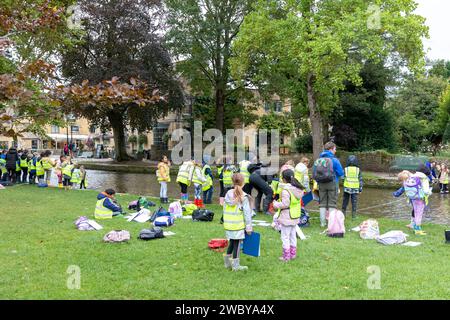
[97,193,122,212]
[273,184,303,226]
[5,148,18,169]
[319,150,344,183]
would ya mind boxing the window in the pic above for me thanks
[264,101,271,112]
[43,140,49,148]
[71,125,80,133]
[31,140,38,150]
[274,100,283,112]
[89,125,96,134]
[51,125,60,134]
[154,124,169,148]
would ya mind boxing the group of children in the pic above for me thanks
[0,148,87,190]
[429,161,449,194]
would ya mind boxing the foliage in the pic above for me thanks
[231,0,428,158]
[138,133,148,145]
[428,59,450,80]
[390,76,448,154]
[61,0,184,161]
[257,111,294,137]
[294,134,313,153]
[165,0,255,131]
[128,135,137,144]
[440,86,450,144]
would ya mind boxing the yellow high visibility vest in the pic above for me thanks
[62,164,74,177]
[28,159,36,171]
[223,169,233,186]
[202,165,213,191]
[36,160,45,176]
[0,159,6,174]
[71,170,80,183]
[16,161,21,171]
[271,180,280,195]
[157,163,171,182]
[42,158,53,170]
[344,166,360,189]
[239,161,250,184]
[94,198,113,219]
[223,203,245,231]
[217,166,224,181]
[176,162,192,186]
[192,167,205,185]
[275,189,301,219]
[19,158,28,168]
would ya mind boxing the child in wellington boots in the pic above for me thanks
[223,173,253,271]
[272,169,304,261]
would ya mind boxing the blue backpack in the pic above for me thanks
[404,176,424,200]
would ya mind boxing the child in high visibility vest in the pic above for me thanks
[176,160,194,204]
[272,169,304,262]
[79,165,87,189]
[19,152,29,183]
[223,173,253,271]
[202,155,214,204]
[192,160,207,208]
[341,155,363,219]
[157,155,171,203]
[439,163,449,194]
[62,157,74,191]
[70,164,81,189]
[27,153,36,184]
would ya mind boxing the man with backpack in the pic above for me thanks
[312,142,344,227]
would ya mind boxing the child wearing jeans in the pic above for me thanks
[157,155,171,203]
[223,173,253,271]
[273,169,304,261]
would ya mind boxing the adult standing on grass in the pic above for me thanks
[313,141,344,227]
[5,147,19,183]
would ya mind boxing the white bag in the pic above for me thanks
[169,201,183,219]
[376,231,408,245]
[359,219,380,240]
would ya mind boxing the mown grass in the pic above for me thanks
[1,184,450,300]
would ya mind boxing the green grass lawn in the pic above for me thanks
[1,184,450,300]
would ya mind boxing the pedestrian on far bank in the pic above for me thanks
[313,142,344,227]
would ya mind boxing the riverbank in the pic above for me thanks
[77,159,402,189]
[1,185,450,299]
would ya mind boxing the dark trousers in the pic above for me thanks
[249,174,273,213]
[318,181,338,209]
[7,168,16,183]
[21,168,28,183]
[226,239,242,259]
[28,171,36,184]
[80,179,86,189]
[203,186,213,204]
[441,184,449,193]
[179,182,188,194]
[342,192,358,214]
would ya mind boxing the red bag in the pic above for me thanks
[208,239,228,252]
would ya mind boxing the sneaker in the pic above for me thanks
[414,229,427,236]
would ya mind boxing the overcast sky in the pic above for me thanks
[415,0,450,61]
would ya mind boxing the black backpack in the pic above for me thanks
[192,209,214,222]
[312,157,335,183]
[138,227,164,240]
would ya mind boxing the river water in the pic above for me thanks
[59,170,450,225]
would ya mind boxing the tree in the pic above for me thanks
[439,85,450,144]
[429,59,450,80]
[165,0,255,132]
[61,0,184,161]
[331,61,397,152]
[389,76,448,153]
[231,0,428,158]
[0,0,76,142]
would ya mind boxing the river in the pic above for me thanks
[53,169,450,225]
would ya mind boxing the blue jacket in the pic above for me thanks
[393,186,405,198]
[319,150,344,182]
[97,193,122,212]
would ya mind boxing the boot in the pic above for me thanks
[223,254,232,269]
[319,208,327,227]
[290,246,297,259]
[231,258,248,271]
[279,248,291,262]
[198,199,205,208]
[164,198,169,204]
[352,210,357,220]
[160,197,164,203]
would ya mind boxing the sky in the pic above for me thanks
[415,0,450,61]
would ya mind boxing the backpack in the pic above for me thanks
[138,227,164,240]
[150,206,170,222]
[359,219,380,240]
[298,208,310,228]
[153,215,174,227]
[192,209,214,222]
[208,239,228,252]
[169,201,183,219]
[103,230,131,243]
[74,216,95,231]
[312,157,335,183]
[404,176,424,200]
[376,231,408,245]
[128,200,138,210]
[327,210,345,238]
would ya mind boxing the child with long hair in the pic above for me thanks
[157,155,171,203]
[223,173,253,271]
[273,169,304,261]
[439,163,449,194]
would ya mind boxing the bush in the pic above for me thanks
[294,135,313,153]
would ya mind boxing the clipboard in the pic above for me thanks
[243,232,260,257]
[302,191,314,207]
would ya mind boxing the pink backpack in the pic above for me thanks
[169,201,182,218]
[327,210,345,238]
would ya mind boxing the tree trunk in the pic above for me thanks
[215,85,225,132]
[307,73,324,159]
[108,112,130,162]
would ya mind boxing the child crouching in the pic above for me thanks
[223,173,253,271]
[272,169,304,261]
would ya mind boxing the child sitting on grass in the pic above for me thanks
[272,169,304,262]
[223,173,253,272]
[94,188,123,219]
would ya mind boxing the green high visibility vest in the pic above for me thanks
[176,162,192,186]
[223,203,245,231]
[271,180,279,195]
[19,158,28,168]
[71,170,80,183]
[41,158,53,170]
[217,166,224,181]
[28,159,36,171]
[36,160,45,176]
[94,198,113,219]
[344,166,360,189]
[239,161,250,184]
[275,189,301,219]
[202,165,213,191]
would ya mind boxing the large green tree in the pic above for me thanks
[62,0,184,161]
[165,0,255,132]
[231,0,428,158]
